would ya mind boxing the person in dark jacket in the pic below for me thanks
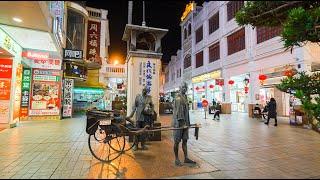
[213,102,222,120]
[264,98,277,126]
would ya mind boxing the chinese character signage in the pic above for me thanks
[50,1,64,45]
[86,20,101,64]
[13,64,22,122]
[62,79,74,118]
[63,49,83,60]
[0,79,11,100]
[21,68,31,107]
[138,60,156,94]
[29,69,62,116]
[22,50,62,70]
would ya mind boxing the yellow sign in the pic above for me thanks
[181,2,195,22]
[192,70,221,83]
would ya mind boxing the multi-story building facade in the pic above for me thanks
[63,3,110,114]
[163,50,185,102]
[164,1,320,116]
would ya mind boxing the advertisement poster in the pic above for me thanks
[86,20,101,64]
[64,62,87,80]
[13,64,22,122]
[29,69,62,116]
[62,79,74,118]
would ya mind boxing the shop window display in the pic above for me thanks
[230,80,248,113]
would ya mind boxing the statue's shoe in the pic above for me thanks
[141,145,148,150]
[175,159,183,166]
[133,145,138,151]
[184,158,196,164]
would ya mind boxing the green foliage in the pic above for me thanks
[276,72,320,126]
[235,1,320,51]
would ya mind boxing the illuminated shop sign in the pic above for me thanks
[22,50,61,70]
[63,49,83,60]
[86,20,101,64]
[62,79,74,118]
[192,70,221,83]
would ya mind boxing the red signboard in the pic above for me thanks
[0,59,13,78]
[202,100,208,107]
[86,20,101,64]
[0,79,11,100]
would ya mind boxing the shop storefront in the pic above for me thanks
[0,27,23,127]
[192,70,221,109]
[73,87,105,112]
[257,66,297,116]
[229,74,250,113]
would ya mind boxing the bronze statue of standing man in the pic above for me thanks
[172,82,196,166]
[127,87,154,150]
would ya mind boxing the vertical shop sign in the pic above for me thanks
[86,20,101,64]
[13,64,23,122]
[50,1,64,45]
[20,68,32,117]
[62,79,74,118]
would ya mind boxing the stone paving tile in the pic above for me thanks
[1,112,320,179]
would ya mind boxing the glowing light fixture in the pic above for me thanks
[12,17,22,23]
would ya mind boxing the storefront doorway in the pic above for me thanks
[230,74,249,113]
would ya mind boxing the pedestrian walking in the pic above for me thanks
[213,102,221,120]
[264,98,278,126]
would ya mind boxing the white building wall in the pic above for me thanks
[164,1,320,115]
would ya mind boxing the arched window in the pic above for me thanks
[184,28,187,40]
[184,54,191,69]
[188,23,191,36]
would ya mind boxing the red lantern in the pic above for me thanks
[284,69,294,77]
[209,84,214,89]
[195,86,199,91]
[258,74,267,81]
[258,74,267,85]
[244,86,249,94]
[228,80,234,85]
[202,85,205,89]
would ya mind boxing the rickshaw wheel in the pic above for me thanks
[108,120,136,152]
[88,125,125,163]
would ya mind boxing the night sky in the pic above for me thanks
[85,0,204,64]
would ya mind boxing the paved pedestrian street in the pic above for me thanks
[1,111,320,179]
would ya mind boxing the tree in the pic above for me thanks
[235,1,320,51]
[276,72,320,129]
